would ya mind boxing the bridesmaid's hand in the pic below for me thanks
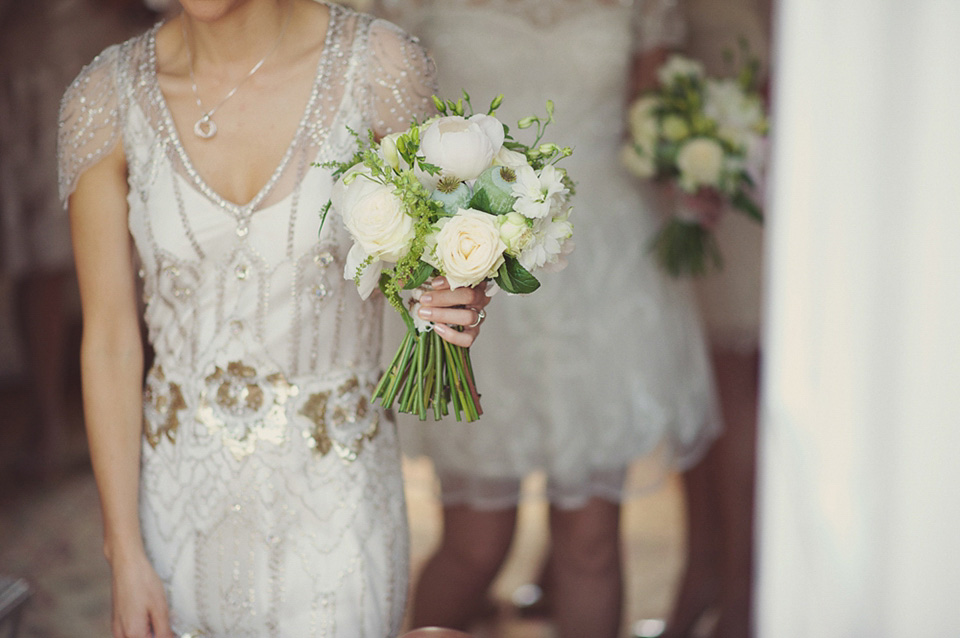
[657,181,726,230]
[109,549,174,638]
[417,277,491,348]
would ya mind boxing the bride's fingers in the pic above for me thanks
[434,322,478,348]
[417,305,481,329]
[422,282,490,310]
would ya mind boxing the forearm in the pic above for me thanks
[80,323,146,561]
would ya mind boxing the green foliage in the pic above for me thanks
[495,257,541,294]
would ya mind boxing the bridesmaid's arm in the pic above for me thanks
[68,143,173,638]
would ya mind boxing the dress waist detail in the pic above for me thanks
[143,362,383,463]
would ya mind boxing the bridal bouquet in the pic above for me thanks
[621,52,768,276]
[321,93,574,421]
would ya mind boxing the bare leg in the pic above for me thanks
[662,450,722,638]
[709,348,759,638]
[412,504,518,630]
[549,498,623,638]
[16,271,71,472]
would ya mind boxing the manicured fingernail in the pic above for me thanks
[418,307,433,319]
[433,323,448,334]
[431,277,446,288]
[420,293,433,304]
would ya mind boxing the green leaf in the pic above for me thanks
[402,260,436,290]
[730,190,764,224]
[495,257,541,294]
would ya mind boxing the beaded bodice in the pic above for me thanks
[58,5,437,382]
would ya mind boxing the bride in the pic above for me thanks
[380,0,720,636]
[59,0,489,636]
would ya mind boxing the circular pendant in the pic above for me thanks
[193,116,217,139]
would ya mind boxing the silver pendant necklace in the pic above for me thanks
[181,8,292,139]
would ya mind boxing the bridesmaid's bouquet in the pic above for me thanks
[621,52,768,277]
[322,93,574,421]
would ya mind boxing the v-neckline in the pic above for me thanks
[149,3,340,216]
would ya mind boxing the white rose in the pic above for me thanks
[676,137,725,192]
[657,55,706,86]
[332,168,414,298]
[420,114,505,182]
[425,209,506,289]
[333,169,414,262]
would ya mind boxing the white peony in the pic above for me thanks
[675,137,725,192]
[425,209,506,289]
[703,78,765,148]
[657,55,706,87]
[332,168,415,298]
[419,114,505,182]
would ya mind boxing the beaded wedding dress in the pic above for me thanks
[58,5,435,636]
[384,0,721,508]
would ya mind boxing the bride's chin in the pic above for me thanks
[178,0,279,24]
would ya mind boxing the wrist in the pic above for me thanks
[103,533,147,564]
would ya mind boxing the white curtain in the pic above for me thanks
[757,1,960,636]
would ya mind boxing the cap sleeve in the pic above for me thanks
[57,43,124,206]
[361,18,438,138]
[633,0,687,53]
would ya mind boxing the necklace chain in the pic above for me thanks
[181,7,292,139]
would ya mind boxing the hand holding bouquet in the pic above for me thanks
[622,51,768,277]
[322,93,574,421]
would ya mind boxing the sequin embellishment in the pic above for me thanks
[143,366,186,448]
[197,362,299,460]
[301,376,380,461]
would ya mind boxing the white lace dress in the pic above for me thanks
[57,5,436,637]
[383,0,721,509]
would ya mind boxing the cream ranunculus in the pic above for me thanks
[498,212,535,256]
[425,208,507,289]
[419,114,505,182]
[675,137,725,192]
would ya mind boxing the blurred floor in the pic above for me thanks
[0,379,684,638]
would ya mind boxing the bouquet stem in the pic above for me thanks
[651,217,723,277]
[373,327,483,422]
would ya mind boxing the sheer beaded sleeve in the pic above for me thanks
[361,18,438,138]
[57,43,124,206]
[633,0,687,52]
